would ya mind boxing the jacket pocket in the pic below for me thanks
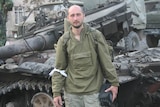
[72,52,92,71]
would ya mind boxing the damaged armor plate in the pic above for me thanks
[113,48,160,107]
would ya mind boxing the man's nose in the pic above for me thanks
[73,15,79,20]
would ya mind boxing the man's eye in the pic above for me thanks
[70,14,74,17]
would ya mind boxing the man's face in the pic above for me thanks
[67,6,84,29]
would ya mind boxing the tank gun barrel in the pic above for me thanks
[0,33,56,59]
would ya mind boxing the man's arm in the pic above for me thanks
[52,36,68,107]
[95,30,119,102]
[52,36,67,97]
[95,31,119,86]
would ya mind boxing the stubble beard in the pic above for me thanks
[72,22,83,29]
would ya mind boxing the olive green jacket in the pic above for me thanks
[52,23,119,97]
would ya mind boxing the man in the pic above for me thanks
[51,5,119,107]
[0,0,13,46]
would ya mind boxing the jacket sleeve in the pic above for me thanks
[96,31,119,86]
[52,36,67,97]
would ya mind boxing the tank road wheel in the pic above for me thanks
[146,35,159,48]
[125,31,140,51]
[31,92,54,107]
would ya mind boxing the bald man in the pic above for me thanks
[51,5,119,107]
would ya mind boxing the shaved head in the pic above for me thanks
[68,5,84,15]
[67,5,85,29]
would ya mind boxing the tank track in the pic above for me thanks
[0,78,52,95]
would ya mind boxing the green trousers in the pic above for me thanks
[64,92,102,107]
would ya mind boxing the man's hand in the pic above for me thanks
[53,96,63,107]
[105,86,118,101]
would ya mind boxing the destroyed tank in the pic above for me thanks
[1,0,159,107]
[113,47,160,107]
